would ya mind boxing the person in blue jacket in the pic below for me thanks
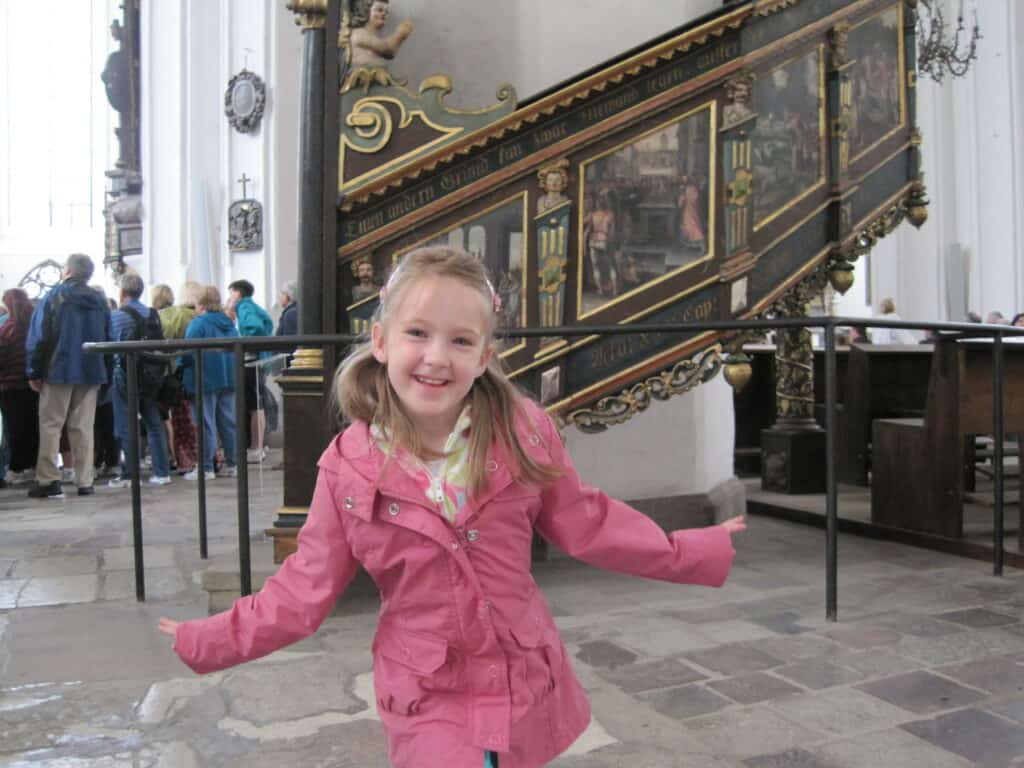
[227,279,273,464]
[24,253,111,498]
[182,286,239,481]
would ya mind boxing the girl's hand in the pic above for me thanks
[720,516,747,536]
[158,617,180,639]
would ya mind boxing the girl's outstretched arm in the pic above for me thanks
[161,467,359,674]
[533,410,738,587]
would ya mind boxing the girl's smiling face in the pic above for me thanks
[371,275,494,442]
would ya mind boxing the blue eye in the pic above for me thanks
[454,337,474,346]
[405,328,426,338]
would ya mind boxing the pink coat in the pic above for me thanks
[173,399,735,767]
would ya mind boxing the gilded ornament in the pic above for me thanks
[723,71,756,128]
[728,168,752,207]
[828,23,850,69]
[828,260,855,295]
[723,352,753,393]
[905,180,930,228]
[286,0,328,29]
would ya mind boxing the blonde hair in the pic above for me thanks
[180,280,202,309]
[151,283,174,310]
[880,297,896,315]
[333,247,560,495]
[196,285,223,312]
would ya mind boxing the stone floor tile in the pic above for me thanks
[821,625,902,650]
[0,578,26,609]
[897,626,1024,666]
[102,545,176,571]
[11,555,98,579]
[855,670,986,714]
[17,575,98,607]
[987,697,1024,723]
[662,602,745,624]
[613,626,719,657]
[102,568,187,601]
[683,642,785,675]
[575,640,639,669]
[832,649,919,679]
[749,634,843,663]
[595,657,706,693]
[746,611,816,636]
[869,613,967,638]
[773,657,866,690]
[937,656,1024,696]
[682,706,823,758]
[812,726,976,768]
[743,748,832,767]
[707,672,803,704]
[933,607,1019,629]
[902,707,1024,766]
[637,683,733,720]
[767,686,914,738]
[699,619,783,645]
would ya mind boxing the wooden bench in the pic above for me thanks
[871,340,1024,538]
[836,343,933,485]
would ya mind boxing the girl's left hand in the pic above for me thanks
[719,516,747,536]
[158,617,180,639]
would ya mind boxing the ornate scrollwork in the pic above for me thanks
[286,0,328,29]
[568,347,723,433]
[224,70,267,134]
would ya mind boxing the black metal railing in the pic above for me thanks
[85,316,1024,620]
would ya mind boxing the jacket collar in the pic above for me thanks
[336,420,516,521]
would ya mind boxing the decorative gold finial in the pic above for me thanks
[286,0,328,30]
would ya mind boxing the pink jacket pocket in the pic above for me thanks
[375,629,449,675]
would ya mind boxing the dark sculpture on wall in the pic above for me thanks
[228,174,263,252]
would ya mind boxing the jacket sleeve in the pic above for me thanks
[533,408,734,588]
[25,295,53,380]
[173,467,360,674]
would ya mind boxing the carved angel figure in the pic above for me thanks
[348,0,413,69]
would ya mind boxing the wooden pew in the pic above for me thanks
[836,344,933,485]
[871,340,1024,538]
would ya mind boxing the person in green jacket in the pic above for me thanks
[227,279,273,463]
[153,282,201,474]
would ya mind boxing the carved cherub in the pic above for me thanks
[348,0,413,70]
[723,71,756,128]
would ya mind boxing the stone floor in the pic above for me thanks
[3,461,1024,767]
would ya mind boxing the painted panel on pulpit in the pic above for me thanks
[848,4,904,161]
[577,103,715,319]
[395,193,528,357]
[752,47,825,229]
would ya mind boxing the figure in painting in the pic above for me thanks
[345,0,413,86]
[350,257,380,303]
[536,161,570,215]
[583,189,618,297]
[677,176,705,248]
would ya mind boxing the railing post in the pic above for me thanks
[824,321,838,621]
[195,346,208,560]
[234,341,252,596]
[126,351,145,601]
[993,333,1005,576]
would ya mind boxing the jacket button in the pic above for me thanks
[486,460,498,472]
[388,502,400,516]
[343,496,355,510]
[529,433,541,445]
[488,664,498,678]
[450,541,459,550]
[466,529,480,542]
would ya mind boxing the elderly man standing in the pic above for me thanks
[275,280,298,336]
[25,253,111,498]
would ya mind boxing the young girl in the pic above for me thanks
[159,247,745,767]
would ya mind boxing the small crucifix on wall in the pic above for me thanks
[228,173,263,252]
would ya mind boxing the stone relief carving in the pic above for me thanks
[343,0,413,90]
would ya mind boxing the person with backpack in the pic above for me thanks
[25,254,111,498]
[108,273,172,488]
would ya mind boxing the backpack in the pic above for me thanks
[121,306,171,401]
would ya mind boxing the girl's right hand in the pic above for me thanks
[158,617,180,639]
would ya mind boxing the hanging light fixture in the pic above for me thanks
[916,0,981,83]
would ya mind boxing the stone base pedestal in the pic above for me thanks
[760,427,826,494]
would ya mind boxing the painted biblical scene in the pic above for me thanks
[848,5,903,158]
[752,48,824,227]
[578,105,713,318]
[415,195,527,356]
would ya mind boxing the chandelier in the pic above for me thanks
[916,0,981,82]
